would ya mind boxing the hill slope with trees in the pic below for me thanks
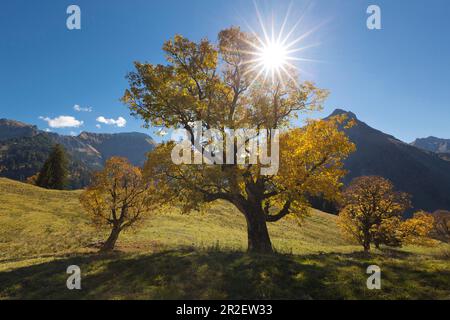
[0,178,448,300]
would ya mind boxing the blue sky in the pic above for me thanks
[0,0,449,142]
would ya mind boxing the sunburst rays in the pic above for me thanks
[237,1,324,87]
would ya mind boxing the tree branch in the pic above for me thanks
[266,200,292,222]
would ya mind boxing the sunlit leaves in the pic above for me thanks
[123,27,355,242]
[80,157,161,230]
[338,176,412,251]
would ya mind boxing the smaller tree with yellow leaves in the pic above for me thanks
[338,176,411,252]
[432,210,450,242]
[80,157,161,252]
[400,211,437,246]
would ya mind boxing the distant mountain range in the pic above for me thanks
[328,110,450,214]
[0,119,156,188]
[411,136,450,161]
[1,114,450,213]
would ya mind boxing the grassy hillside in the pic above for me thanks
[0,178,354,263]
[0,178,449,300]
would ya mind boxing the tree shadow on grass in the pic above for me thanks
[0,249,449,300]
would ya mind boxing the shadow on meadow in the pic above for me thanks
[0,249,449,300]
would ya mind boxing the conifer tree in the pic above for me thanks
[36,144,69,190]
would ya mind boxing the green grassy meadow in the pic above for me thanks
[0,178,449,299]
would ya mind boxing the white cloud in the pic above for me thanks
[44,128,51,132]
[69,131,78,136]
[96,116,127,128]
[73,104,92,112]
[96,124,101,129]
[39,116,84,128]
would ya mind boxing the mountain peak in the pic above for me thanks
[0,118,39,141]
[328,109,357,120]
[0,118,36,129]
[411,136,450,154]
[328,111,450,213]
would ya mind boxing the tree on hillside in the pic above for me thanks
[432,210,450,242]
[338,176,411,252]
[123,27,355,253]
[399,211,436,246]
[26,173,39,186]
[36,144,68,190]
[79,157,162,252]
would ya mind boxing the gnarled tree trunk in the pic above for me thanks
[363,229,371,252]
[100,224,121,253]
[234,198,274,254]
[245,209,273,254]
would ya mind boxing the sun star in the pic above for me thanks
[258,40,289,74]
[245,32,299,85]
[242,2,323,86]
